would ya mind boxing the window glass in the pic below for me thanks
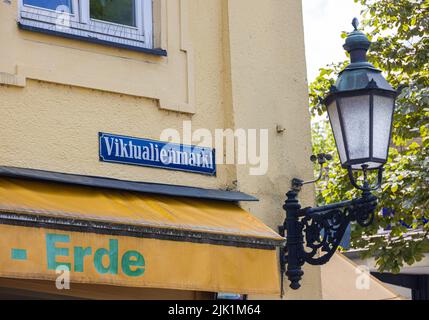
[23,0,73,12]
[90,0,136,27]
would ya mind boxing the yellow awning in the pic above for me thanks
[0,177,283,295]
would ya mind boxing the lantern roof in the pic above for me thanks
[326,18,396,100]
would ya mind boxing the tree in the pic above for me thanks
[310,0,429,273]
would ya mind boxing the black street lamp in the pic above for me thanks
[280,18,397,291]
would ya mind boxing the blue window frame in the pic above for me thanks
[23,0,73,12]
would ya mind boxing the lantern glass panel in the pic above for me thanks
[327,101,347,164]
[339,95,371,162]
[373,95,395,161]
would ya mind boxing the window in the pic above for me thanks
[18,0,154,51]
[90,0,136,27]
[23,0,74,12]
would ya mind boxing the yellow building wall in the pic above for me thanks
[224,0,321,300]
[0,0,321,299]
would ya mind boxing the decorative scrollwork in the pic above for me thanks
[281,186,378,292]
[353,192,378,227]
[298,194,377,266]
[300,208,351,265]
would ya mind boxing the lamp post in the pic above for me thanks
[280,18,397,291]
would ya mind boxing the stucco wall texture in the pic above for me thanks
[0,0,321,299]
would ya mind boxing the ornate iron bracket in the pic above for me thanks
[279,157,380,294]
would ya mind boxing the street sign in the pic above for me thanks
[99,132,216,176]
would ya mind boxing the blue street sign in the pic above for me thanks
[99,133,216,176]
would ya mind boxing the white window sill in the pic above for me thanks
[17,19,167,56]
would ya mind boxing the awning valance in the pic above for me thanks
[0,177,283,295]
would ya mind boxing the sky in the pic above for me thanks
[302,0,364,82]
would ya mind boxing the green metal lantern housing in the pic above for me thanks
[324,19,397,171]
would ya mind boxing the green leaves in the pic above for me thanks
[311,0,429,273]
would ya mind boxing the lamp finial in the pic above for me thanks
[352,17,359,31]
[343,17,371,63]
